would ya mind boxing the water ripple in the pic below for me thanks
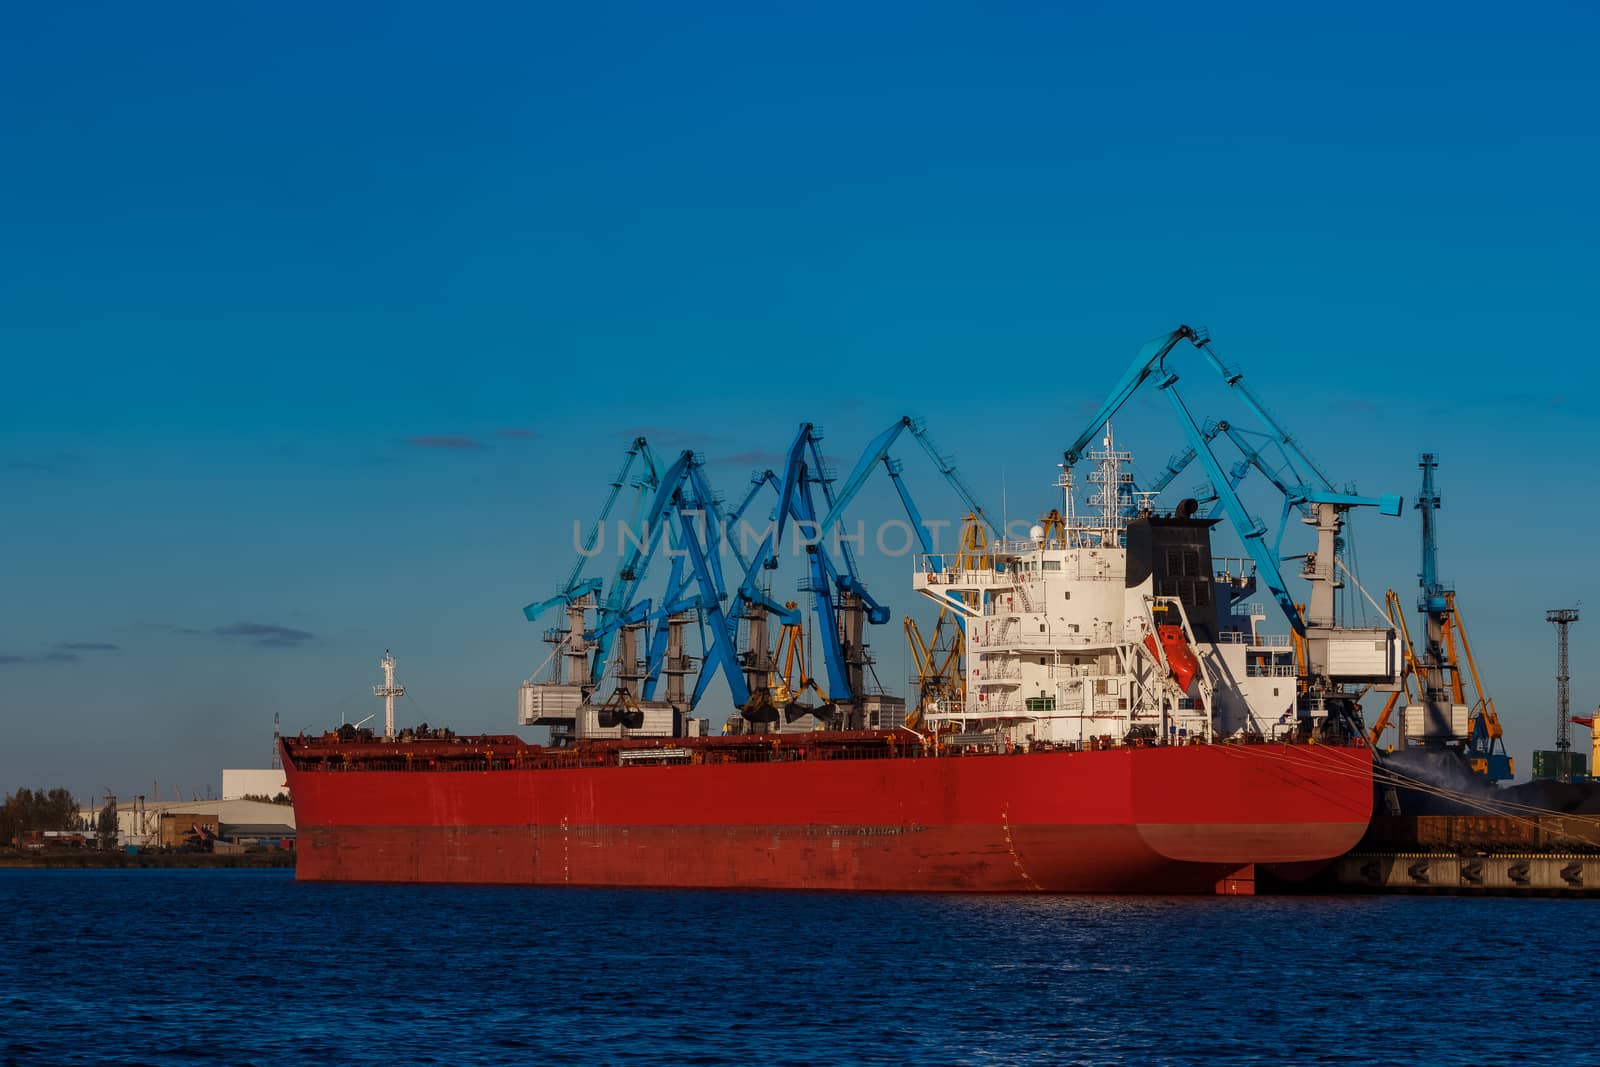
[0,871,1595,1065]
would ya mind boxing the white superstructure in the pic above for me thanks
[913,433,1301,748]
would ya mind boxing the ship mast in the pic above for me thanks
[1055,463,1076,548]
[373,650,406,741]
[1086,422,1133,547]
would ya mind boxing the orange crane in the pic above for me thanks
[904,513,987,729]
[905,608,963,728]
[1368,589,1425,746]
[1367,588,1513,779]
[768,609,829,710]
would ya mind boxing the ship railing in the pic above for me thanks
[1245,663,1298,678]
[917,562,1012,585]
[1212,556,1257,579]
[981,633,1100,650]
[617,748,693,764]
[1215,631,1291,647]
[976,660,1021,679]
[989,539,1039,555]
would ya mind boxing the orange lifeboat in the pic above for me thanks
[1144,624,1200,690]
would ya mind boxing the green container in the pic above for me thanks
[1532,749,1588,780]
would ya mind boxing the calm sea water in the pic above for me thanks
[1,869,1592,1066]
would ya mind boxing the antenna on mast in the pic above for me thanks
[270,712,282,769]
[1087,421,1133,546]
[373,650,406,741]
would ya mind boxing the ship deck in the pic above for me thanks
[281,728,1351,774]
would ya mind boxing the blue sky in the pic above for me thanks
[2,2,1597,798]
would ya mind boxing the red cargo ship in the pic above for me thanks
[285,409,1391,894]
[282,731,1372,895]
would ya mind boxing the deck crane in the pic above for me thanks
[1061,326,1402,712]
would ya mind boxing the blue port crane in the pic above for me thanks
[531,418,995,725]
[1139,418,1228,503]
[723,417,996,724]
[524,436,775,715]
[1061,326,1401,642]
[522,436,663,624]
[730,423,870,716]
[819,416,1000,548]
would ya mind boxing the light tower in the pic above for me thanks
[373,650,406,741]
[1548,608,1580,778]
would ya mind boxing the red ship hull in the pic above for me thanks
[282,736,1372,894]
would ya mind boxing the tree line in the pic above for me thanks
[0,787,83,843]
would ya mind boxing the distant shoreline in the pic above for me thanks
[0,849,294,870]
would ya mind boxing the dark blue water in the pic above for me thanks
[1,870,1592,1066]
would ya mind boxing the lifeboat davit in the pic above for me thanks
[1144,624,1200,690]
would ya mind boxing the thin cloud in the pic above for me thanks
[56,641,120,652]
[211,621,316,647]
[0,651,80,665]
[407,435,486,450]
[496,428,538,441]
[164,621,316,648]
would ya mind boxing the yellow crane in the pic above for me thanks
[904,512,988,729]
[905,608,963,729]
[1368,588,1513,779]
[1368,589,1425,746]
[768,610,828,709]
[741,602,830,725]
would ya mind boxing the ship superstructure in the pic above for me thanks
[915,428,1296,748]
